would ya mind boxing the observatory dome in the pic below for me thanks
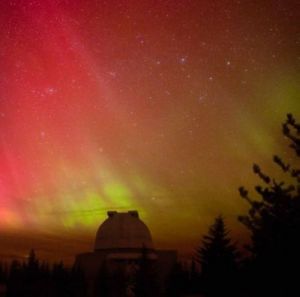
[94,211,154,250]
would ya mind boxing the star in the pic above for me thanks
[45,87,57,95]
[179,56,188,64]
[108,71,117,78]
[198,95,206,102]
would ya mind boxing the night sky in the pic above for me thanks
[0,0,299,263]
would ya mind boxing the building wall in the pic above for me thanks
[75,251,107,297]
[75,248,177,297]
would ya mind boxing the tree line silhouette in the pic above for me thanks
[0,249,85,297]
[0,113,300,297]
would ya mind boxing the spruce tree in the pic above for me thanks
[239,114,300,297]
[196,216,239,297]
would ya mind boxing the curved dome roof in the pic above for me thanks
[94,211,154,250]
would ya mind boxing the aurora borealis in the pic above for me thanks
[0,0,299,262]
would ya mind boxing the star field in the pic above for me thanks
[0,0,299,261]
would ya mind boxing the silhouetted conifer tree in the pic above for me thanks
[7,260,24,297]
[3,251,87,297]
[196,216,239,297]
[239,114,300,297]
[52,261,70,297]
[26,249,40,281]
[70,265,86,297]
[0,261,8,283]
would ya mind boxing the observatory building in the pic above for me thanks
[75,210,177,297]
